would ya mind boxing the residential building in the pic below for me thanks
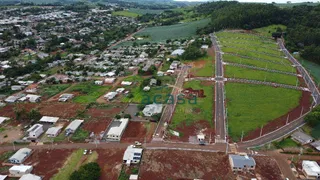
[27,124,44,139]
[104,92,117,101]
[25,94,41,103]
[19,174,42,180]
[94,80,103,85]
[11,85,25,91]
[105,118,129,141]
[104,78,116,84]
[311,141,320,151]
[0,116,9,124]
[116,88,125,94]
[45,126,63,137]
[142,103,163,117]
[291,131,313,145]
[9,148,32,164]
[9,165,33,177]
[149,79,157,86]
[39,116,59,124]
[229,154,256,171]
[302,160,320,179]
[123,145,143,165]
[58,94,74,102]
[65,119,84,134]
[121,81,132,86]
[171,49,185,56]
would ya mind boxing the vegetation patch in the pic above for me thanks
[112,11,139,18]
[68,82,111,103]
[39,84,71,98]
[226,83,301,141]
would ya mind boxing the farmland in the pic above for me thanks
[171,80,213,129]
[112,11,139,18]
[135,19,210,43]
[225,83,301,141]
[67,82,111,103]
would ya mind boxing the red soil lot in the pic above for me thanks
[254,155,283,180]
[243,90,312,141]
[83,118,112,134]
[96,149,124,180]
[121,121,156,143]
[24,149,73,180]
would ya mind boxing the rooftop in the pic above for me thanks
[39,116,59,123]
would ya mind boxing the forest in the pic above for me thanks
[196,1,320,64]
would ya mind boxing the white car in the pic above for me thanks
[83,149,88,155]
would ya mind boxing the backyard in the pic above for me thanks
[225,83,301,141]
[39,84,71,98]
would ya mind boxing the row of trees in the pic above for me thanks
[196,2,320,65]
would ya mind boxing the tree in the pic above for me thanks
[14,107,27,121]
[70,162,101,180]
[115,114,121,119]
[28,109,42,122]
[124,114,132,119]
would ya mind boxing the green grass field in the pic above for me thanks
[225,66,298,85]
[277,138,300,148]
[226,83,301,141]
[39,84,71,98]
[128,8,164,15]
[68,82,111,103]
[135,19,210,42]
[171,80,213,129]
[297,55,320,85]
[221,41,282,56]
[112,11,139,17]
[223,54,294,72]
[254,24,287,38]
[121,76,175,104]
[189,56,214,77]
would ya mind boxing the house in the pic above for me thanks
[39,116,59,124]
[143,86,150,92]
[116,88,125,94]
[171,49,185,56]
[106,72,116,77]
[291,131,313,145]
[94,80,103,85]
[0,175,7,180]
[302,160,320,179]
[169,61,180,70]
[129,175,138,180]
[201,45,209,49]
[27,124,44,139]
[58,94,74,102]
[45,126,63,137]
[9,165,33,177]
[142,104,163,117]
[104,92,117,101]
[229,154,256,171]
[104,78,116,84]
[11,85,25,91]
[105,118,129,141]
[311,141,320,151]
[9,148,32,164]
[149,79,157,86]
[26,94,41,103]
[65,119,84,134]
[5,94,25,103]
[123,145,143,165]
[19,174,42,180]
[121,81,132,86]
[0,116,9,124]
[157,71,164,76]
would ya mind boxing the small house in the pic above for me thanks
[65,119,84,134]
[11,85,25,91]
[123,145,143,165]
[9,148,32,164]
[104,92,117,101]
[121,81,132,86]
[302,160,320,179]
[58,94,74,102]
[157,71,164,77]
[94,80,103,85]
[311,141,320,151]
[19,174,41,180]
[116,88,125,94]
[142,104,163,117]
[229,154,256,171]
[171,49,185,56]
[149,79,157,86]
[27,124,44,139]
[291,131,313,145]
[105,118,129,141]
[39,116,59,124]
[201,45,209,49]
[9,165,33,177]
[143,86,150,92]
[26,94,41,103]
[104,78,116,84]
[45,126,63,137]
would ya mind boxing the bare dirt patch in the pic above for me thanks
[96,148,124,180]
[83,118,112,135]
[139,150,235,180]
[254,155,283,180]
[243,91,312,141]
[121,121,156,143]
[39,102,86,119]
[24,149,73,180]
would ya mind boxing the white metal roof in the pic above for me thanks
[0,117,9,124]
[46,126,63,135]
[39,116,59,123]
[123,145,143,161]
[66,120,84,131]
[107,118,129,137]
[0,175,7,180]
[19,174,41,180]
[9,165,32,172]
[9,148,32,162]
[303,160,320,177]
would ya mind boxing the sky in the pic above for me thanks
[174,0,319,3]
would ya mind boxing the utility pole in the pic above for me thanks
[12,142,16,151]
[300,106,304,116]
[286,114,290,125]
[241,130,244,142]
[260,125,263,137]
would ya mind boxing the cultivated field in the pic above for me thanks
[225,83,301,141]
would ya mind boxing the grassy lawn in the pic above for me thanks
[52,149,84,180]
[223,54,294,72]
[222,41,282,56]
[39,84,71,98]
[71,128,90,142]
[296,55,320,85]
[171,80,213,129]
[67,82,111,103]
[277,138,300,148]
[112,11,139,17]
[188,56,214,77]
[254,24,287,38]
[121,76,175,104]
[225,66,298,86]
[226,83,301,141]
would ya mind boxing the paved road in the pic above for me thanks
[152,66,189,141]
[211,33,227,143]
[278,39,320,105]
